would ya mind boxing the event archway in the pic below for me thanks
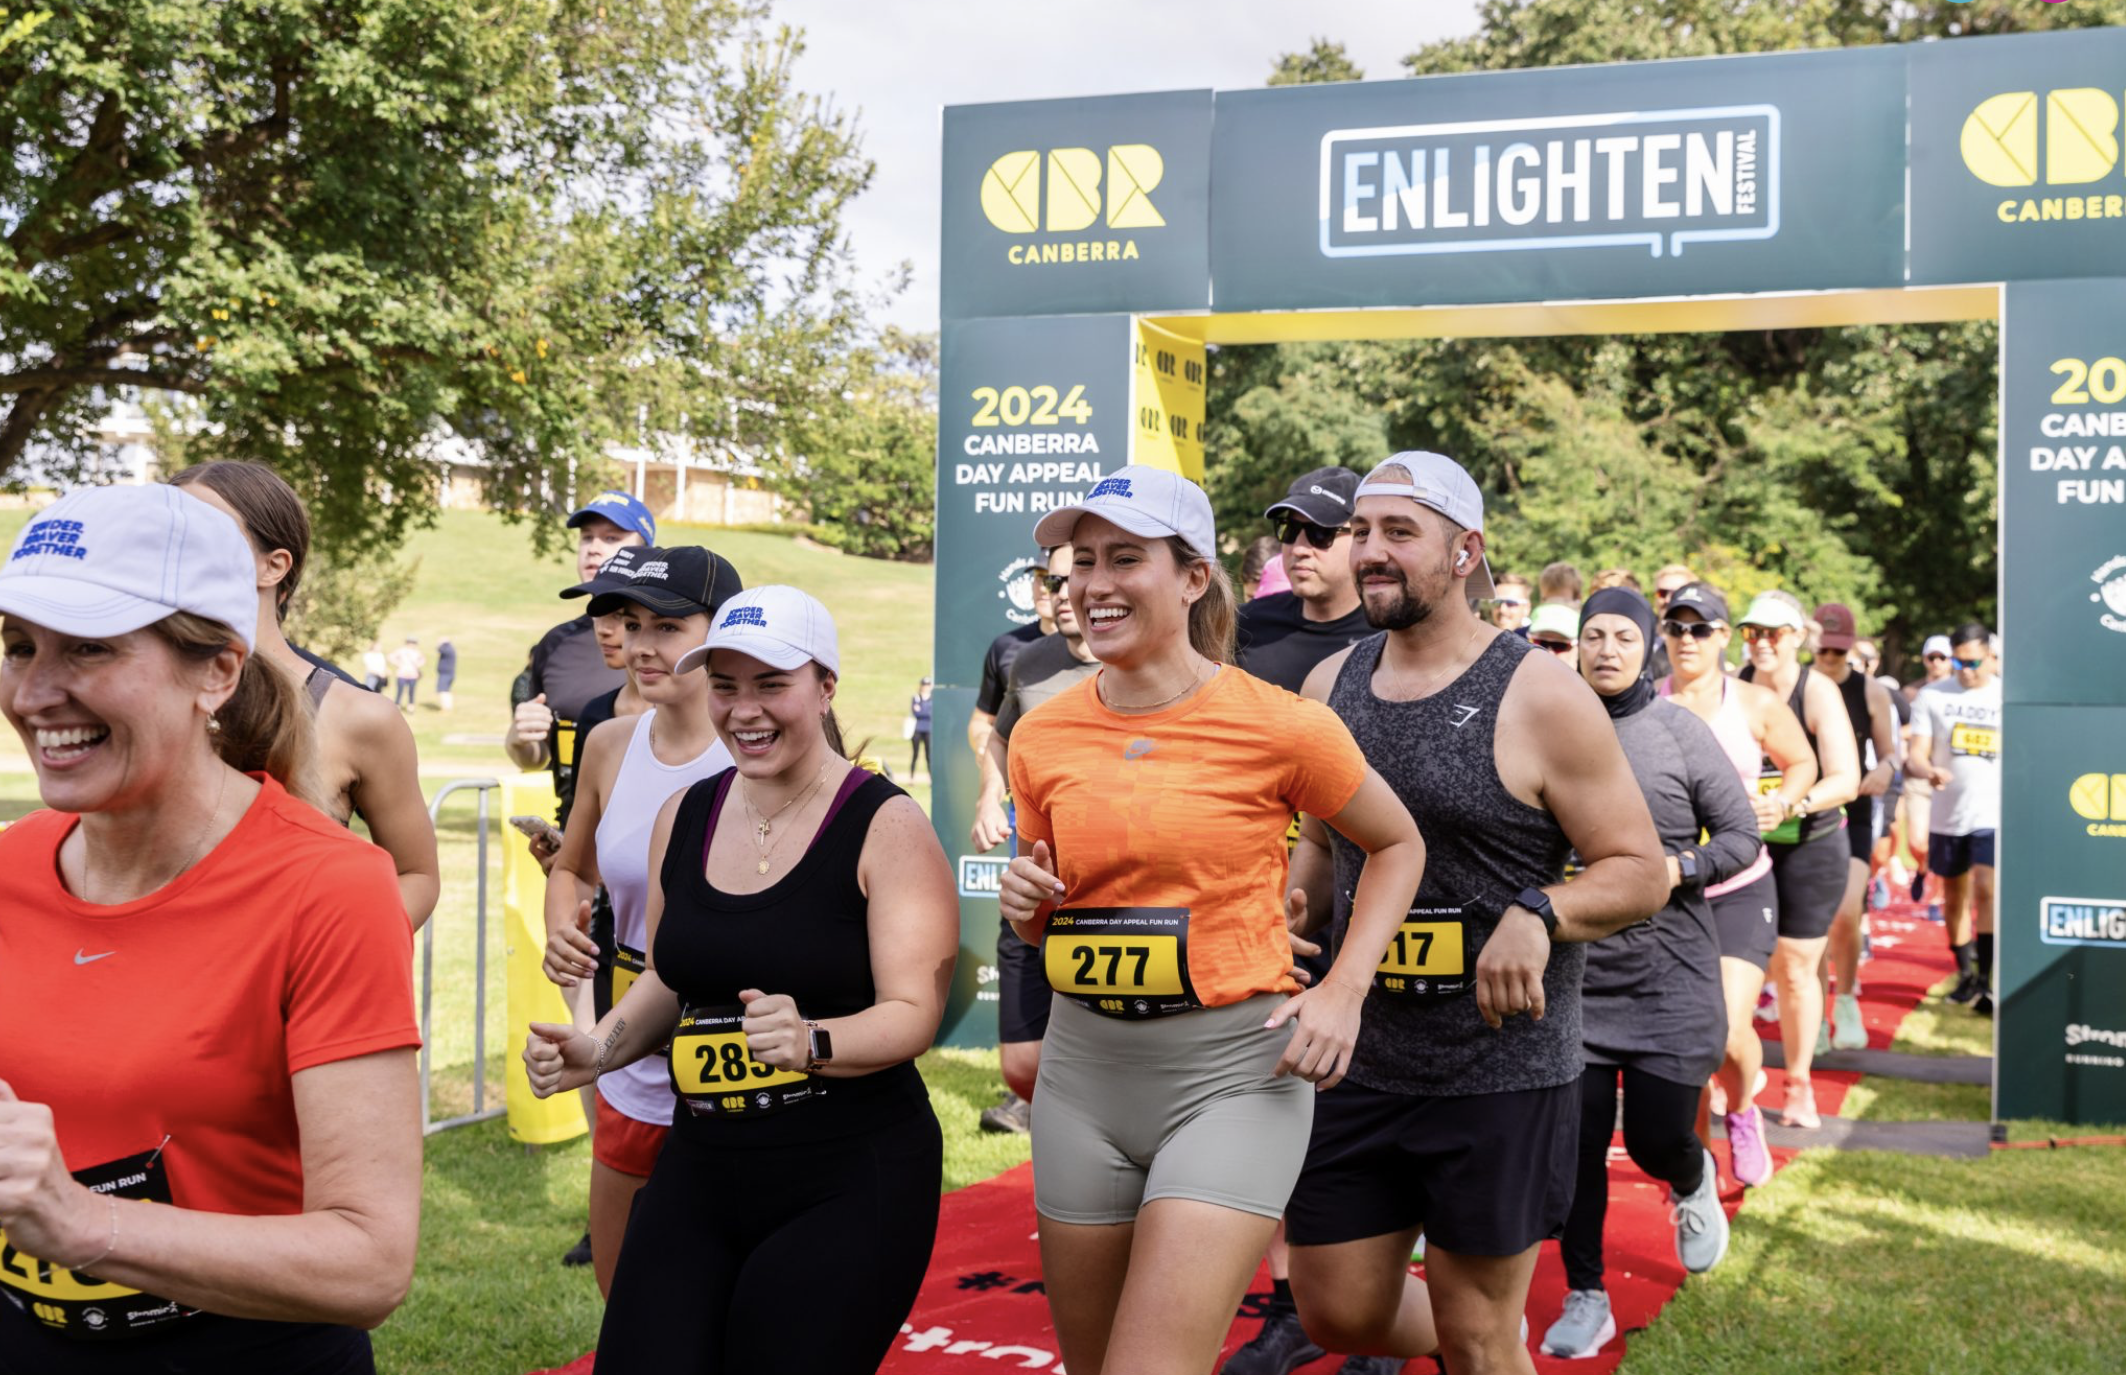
[929,29,2126,1126]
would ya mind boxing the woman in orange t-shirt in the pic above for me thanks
[999,465,1424,1375]
[0,486,419,1374]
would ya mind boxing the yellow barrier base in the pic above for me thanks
[501,773,588,1146]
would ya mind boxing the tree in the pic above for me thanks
[0,0,874,555]
[1217,1,2126,668]
[780,327,937,562]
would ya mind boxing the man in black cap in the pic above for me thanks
[1235,466,1372,694]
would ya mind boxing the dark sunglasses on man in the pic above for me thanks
[1952,656,1987,671]
[1531,638,1574,655]
[1274,516,1351,550]
[1660,619,1720,641]
[1042,573,1069,594]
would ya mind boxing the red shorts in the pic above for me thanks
[592,1089,670,1178]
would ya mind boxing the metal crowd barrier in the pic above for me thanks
[421,778,506,1135]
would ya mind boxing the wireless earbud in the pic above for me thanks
[1455,552,1469,570]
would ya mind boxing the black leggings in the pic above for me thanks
[909,732,931,775]
[595,1107,943,1373]
[1560,1063,1707,1292]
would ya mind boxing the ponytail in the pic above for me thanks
[1171,538,1236,665]
[152,613,325,809]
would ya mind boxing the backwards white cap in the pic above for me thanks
[1354,451,1496,600]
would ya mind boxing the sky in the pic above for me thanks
[771,0,1483,330]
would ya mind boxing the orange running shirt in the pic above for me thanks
[0,776,417,1223]
[1009,666,1367,1007]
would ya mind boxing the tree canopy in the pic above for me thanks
[0,0,876,553]
[1212,1,2126,667]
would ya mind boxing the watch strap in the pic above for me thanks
[1513,886,1558,937]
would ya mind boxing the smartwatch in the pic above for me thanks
[1676,851,1701,885]
[804,1021,834,1072]
[1512,886,1558,938]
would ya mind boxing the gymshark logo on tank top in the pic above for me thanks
[1449,705,1481,728]
[1320,105,1777,261]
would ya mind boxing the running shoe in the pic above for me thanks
[1726,1105,1774,1188]
[1868,875,1890,912]
[1708,1068,1768,1119]
[1754,986,1779,1023]
[1945,971,1984,1005]
[1541,1289,1616,1360]
[1670,1149,1731,1274]
[979,1091,1032,1135]
[1219,1309,1324,1375]
[1335,1357,1404,1375]
[1815,1018,1832,1059]
[1909,870,1927,904]
[1831,993,1868,1050]
[1779,1082,1821,1130]
[560,1229,592,1268]
[1973,990,1995,1018]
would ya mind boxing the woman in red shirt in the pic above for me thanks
[0,486,420,1374]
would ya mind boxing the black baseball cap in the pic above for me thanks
[561,543,658,601]
[1664,581,1730,624]
[586,545,743,618]
[1264,466,1361,528]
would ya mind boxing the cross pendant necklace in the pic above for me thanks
[742,761,832,875]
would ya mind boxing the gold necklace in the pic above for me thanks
[739,761,832,875]
[1383,621,1484,701]
[1099,660,1211,713]
[86,765,228,905]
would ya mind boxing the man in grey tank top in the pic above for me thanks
[1280,454,1669,1375]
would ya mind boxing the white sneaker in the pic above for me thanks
[1671,1149,1732,1274]
[1541,1289,1615,1359]
[1831,992,1868,1050]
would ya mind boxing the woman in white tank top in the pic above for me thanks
[1654,584,1816,1185]
[540,545,741,1297]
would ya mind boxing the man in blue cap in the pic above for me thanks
[505,490,656,821]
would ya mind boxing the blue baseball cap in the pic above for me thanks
[566,490,656,543]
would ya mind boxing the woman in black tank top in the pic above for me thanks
[1733,593,1861,1130]
[523,587,958,1373]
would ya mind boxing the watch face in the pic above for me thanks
[812,1027,834,1061]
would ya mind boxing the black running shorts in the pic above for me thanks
[1767,824,1849,941]
[996,915,1053,1044]
[1285,1079,1579,1256]
[1710,869,1780,970]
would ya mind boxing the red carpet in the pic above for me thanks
[536,902,1956,1375]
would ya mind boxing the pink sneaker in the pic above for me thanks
[1726,1105,1774,1187]
[1780,1082,1822,1131]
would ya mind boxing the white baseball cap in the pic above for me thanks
[0,485,259,651]
[677,585,839,676]
[1921,634,1954,658]
[1031,465,1216,560]
[1354,451,1496,599]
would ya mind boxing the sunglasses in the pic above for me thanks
[1952,656,1987,671]
[1531,638,1574,655]
[1275,516,1351,550]
[1661,619,1719,641]
[1739,625,1793,643]
[1924,653,1948,663]
[1042,573,1069,594]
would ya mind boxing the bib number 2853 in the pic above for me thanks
[669,1007,814,1116]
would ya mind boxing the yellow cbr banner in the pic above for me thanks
[501,773,588,1145]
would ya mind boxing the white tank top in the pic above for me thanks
[1660,675,1772,897]
[594,710,733,1125]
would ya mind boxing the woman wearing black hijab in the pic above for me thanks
[1540,589,1763,1360]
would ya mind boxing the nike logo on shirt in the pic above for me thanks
[74,949,115,965]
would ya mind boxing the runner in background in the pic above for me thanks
[1284,455,1667,1375]
[969,544,1098,1135]
[1543,588,1757,1359]
[0,486,420,1373]
[1589,569,1640,594]
[1539,561,1584,608]
[540,547,741,1300]
[1736,592,1861,1129]
[527,586,958,1373]
[1647,564,1697,681]
[967,550,1056,768]
[1811,604,1899,1051]
[1241,535,1285,601]
[1234,467,1368,694]
[1000,466,1424,1375]
[1226,464,1382,1375]
[1528,602,1579,669]
[170,462,440,929]
[1490,575,1531,637]
[1900,633,1957,905]
[505,491,653,815]
[1655,582,1815,1189]
[1907,624,2002,1015]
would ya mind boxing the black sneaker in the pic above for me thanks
[1973,991,1995,1018]
[979,1092,1032,1135]
[1220,1309,1324,1375]
[1944,972,1984,1006]
[561,1229,593,1268]
[1336,1356,1405,1374]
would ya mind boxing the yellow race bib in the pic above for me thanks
[1043,907,1199,1018]
[669,1007,817,1116]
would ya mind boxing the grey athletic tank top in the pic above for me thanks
[1327,630,1580,1096]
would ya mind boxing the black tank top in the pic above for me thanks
[655,767,927,1144]
[1327,631,1579,1096]
[1740,663,1838,842]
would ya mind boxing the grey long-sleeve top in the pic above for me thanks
[1581,696,1763,1083]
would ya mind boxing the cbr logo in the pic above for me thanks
[982,145,1166,232]
[1962,89,2122,186]
[2069,772,2126,838]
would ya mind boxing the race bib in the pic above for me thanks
[1043,907,1199,1018]
[0,1142,197,1341]
[1950,722,2000,759]
[611,941,645,1010]
[1374,904,1474,1001]
[669,1006,817,1117]
[1758,770,1801,844]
